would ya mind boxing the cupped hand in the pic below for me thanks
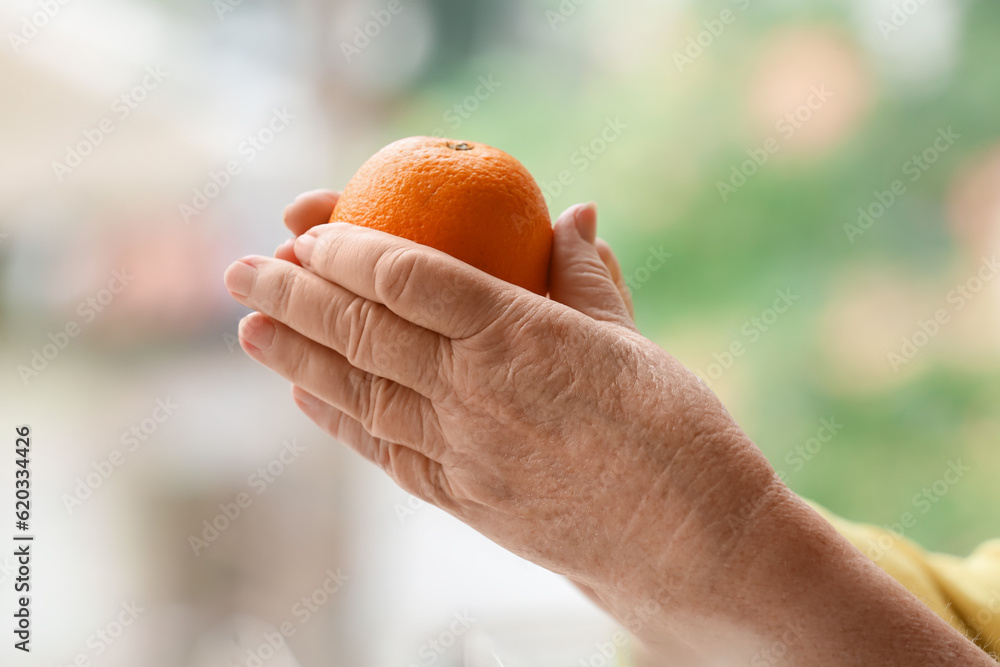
[227,191,1000,666]
[225,194,782,643]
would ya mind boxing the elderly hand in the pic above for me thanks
[225,191,996,666]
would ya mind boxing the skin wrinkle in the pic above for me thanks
[612,455,675,574]
[332,293,367,366]
[731,497,957,662]
[482,291,544,341]
[428,337,456,404]
[365,376,401,442]
[372,437,394,473]
[389,314,441,398]
[684,461,766,558]
[384,380,431,450]
[640,479,705,584]
[430,458,455,507]
[318,288,351,354]
[411,451,446,509]
[288,327,316,385]
[374,244,422,309]
[267,263,300,321]
[358,294,439,396]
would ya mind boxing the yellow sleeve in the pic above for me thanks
[808,501,1000,659]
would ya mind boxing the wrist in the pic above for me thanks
[584,426,993,665]
[636,484,994,665]
[584,425,788,654]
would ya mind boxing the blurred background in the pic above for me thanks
[2,0,999,664]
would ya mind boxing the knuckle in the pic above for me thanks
[327,409,349,442]
[345,366,367,394]
[362,376,396,436]
[356,373,383,433]
[424,462,456,509]
[342,297,379,366]
[374,246,419,305]
[372,439,397,475]
[288,336,313,378]
[269,268,300,318]
[319,293,347,344]
[322,292,379,367]
[372,438,390,471]
[408,459,446,509]
[311,230,333,265]
[354,373,375,428]
[423,339,451,401]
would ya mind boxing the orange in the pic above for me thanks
[331,136,553,295]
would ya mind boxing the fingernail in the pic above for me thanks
[239,315,275,352]
[295,235,316,266]
[224,260,257,298]
[574,202,597,244]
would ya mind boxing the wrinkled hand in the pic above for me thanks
[225,191,1000,667]
[225,191,780,655]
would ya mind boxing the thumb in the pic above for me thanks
[549,203,635,330]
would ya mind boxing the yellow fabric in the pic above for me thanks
[810,502,1000,659]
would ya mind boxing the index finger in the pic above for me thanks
[294,223,521,339]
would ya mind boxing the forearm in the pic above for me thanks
[583,424,994,665]
[732,492,995,666]
[614,484,994,665]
